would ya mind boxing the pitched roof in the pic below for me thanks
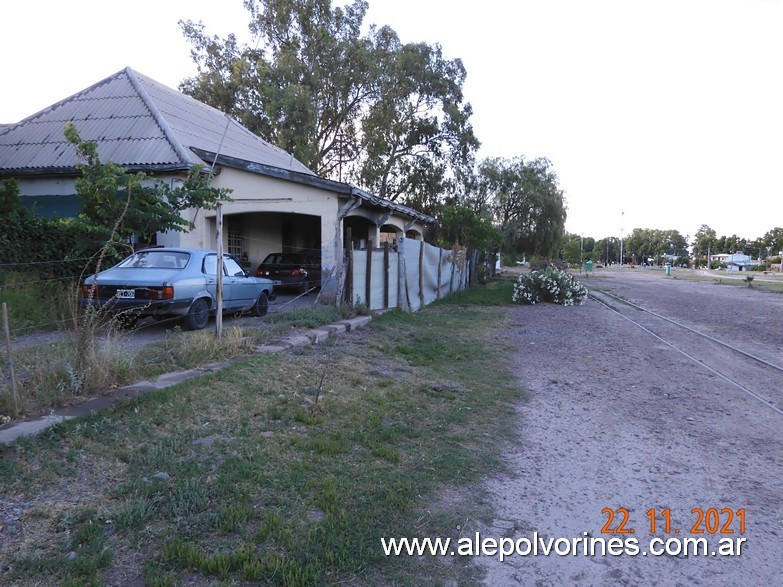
[0,67,314,177]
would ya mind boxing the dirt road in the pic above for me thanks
[478,269,783,585]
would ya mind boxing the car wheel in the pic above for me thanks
[298,281,309,295]
[184,298,210,330]
[252,292,269,317]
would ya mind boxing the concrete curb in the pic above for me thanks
[0,314,373,445]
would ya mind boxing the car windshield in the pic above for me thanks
[116,251,190,269]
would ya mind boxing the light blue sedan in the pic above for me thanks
[80,248,276,330]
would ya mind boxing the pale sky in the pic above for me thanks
[2,0,781,241]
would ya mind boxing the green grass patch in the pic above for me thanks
[0,278,523,585]
[0,272,77,334]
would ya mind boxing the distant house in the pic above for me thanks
[712,253,760,271]
[0,67,433,292]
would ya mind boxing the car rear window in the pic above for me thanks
[116,251,190,269]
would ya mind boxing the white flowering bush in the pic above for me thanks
[512,265,588,306]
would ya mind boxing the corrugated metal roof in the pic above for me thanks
[0,67,315,176]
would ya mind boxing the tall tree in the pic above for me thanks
[476,156,566,258]
[760,227,783,256]
[179,0,478,206]
[691,224,716,266]
[357,36,479,205]
[435,205,500,251]
[624,228,688,264]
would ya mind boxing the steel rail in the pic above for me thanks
[588,291,783,418]
[589,288,783,374]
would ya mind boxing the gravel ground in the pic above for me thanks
[478,269,783,586]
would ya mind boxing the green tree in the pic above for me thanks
[436,205,500,251]
[760,227,783,257]
[0,178,20,214]
[179,0,478,206]
[476,156,566,258]
[65,123,230,256]
[560,233,594,265]
[691,224,716,267]
[594,237,620,265]
[624,228,687,265]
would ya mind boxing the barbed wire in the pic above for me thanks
[0,257,94,268]
[0,274,83,291]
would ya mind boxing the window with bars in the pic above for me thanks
[227,221,244,258]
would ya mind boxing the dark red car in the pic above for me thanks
[255,253,322,294]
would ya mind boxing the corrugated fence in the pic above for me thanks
[347,237,471,311]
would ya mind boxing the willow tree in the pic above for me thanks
[179,0,478,208]
[475,156,566,258]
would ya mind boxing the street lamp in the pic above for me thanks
[619,211,625,266]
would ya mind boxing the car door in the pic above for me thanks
[201,253,223,311]
[223,256,254,310]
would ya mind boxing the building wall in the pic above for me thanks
[178,167,340,280]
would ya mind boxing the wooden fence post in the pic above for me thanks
[2,302,19,417]
[365,240,373,309]
[418,240,425,309]
[398,237,410,312]
[345,227,353,306]
[383,242,390,309]
[436,247,443,300]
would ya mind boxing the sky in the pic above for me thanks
[2,0,782,242]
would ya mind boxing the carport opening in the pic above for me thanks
[225,212,322,271]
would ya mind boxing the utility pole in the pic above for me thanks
[619,210,625,266]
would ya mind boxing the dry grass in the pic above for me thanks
[0,277,523,586]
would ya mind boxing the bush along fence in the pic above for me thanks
[344,237,473,311]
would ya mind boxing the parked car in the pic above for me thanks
[255,252,321,294]
[80,248,276,330]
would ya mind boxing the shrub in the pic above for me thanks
[512,265,588,306]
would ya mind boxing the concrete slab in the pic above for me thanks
[279,335,312,347]
[0,415,74,444]
[254,344,289,353]
[307,329,331,344]
[322,323,347,335]
[336,316,372,331]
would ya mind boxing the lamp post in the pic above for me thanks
[619,210,625,266]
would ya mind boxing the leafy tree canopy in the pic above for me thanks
[179,0,479,206]
[65,123,231,256]
[0,178,21,215]
[460,156,566,258]
[623,228,688,264]
[435,205,500,251]
[560,233,595,265]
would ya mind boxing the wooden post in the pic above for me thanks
[365,240,373,309]
[449,247,456,294]
[436,247,443,300]
[418,239,425,309]
[345,227,353,306]
[215,202,224,339]
[398,237,410,312]
[2,302,19,417]
[383,242,390,309]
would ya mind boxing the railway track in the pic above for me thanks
[587,286,783,417]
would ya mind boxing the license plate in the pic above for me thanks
[116,289,136,299]
[273,280,282,285]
